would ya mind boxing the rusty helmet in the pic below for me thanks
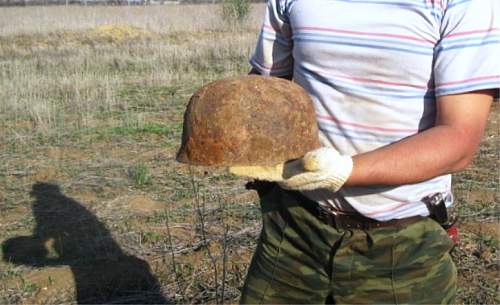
[176,75,320,166]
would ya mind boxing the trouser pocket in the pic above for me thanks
[391,218,457,304]
[331,218,457,305]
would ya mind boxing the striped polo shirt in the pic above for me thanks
[250,0,500,221]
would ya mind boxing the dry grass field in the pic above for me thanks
[0,4,498,304]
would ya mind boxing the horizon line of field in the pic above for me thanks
[0,0,264,7]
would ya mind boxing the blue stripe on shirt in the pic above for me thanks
[435,81,500,95]
[294,32,434,49]
[319,126,401,143]
[299,66,435,100]
[262,31,292,46]
[441,34,500,44]
[332,0,437,10]
[294,36,434,56]
[318,121,412,139]
[435,39,500,52]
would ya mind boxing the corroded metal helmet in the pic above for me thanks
[176,75,320,166]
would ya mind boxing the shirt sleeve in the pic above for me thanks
[250,0,294,76]
[433,0,500,96]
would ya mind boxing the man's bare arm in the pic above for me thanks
[345,90,495,186]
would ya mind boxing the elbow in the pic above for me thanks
[444,125,483,173]
[449,148,477,173]
[451,157,473,172]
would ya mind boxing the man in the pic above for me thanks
[233,0,499,304]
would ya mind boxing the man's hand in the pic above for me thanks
[230,147,353,192]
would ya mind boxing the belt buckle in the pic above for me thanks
[336,214,362,230]
[335,214,360,230]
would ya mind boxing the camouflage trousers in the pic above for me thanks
[240,183,457,304]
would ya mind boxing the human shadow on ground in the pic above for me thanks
[2,182,170,304]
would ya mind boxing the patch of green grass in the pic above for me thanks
[146,206,194,225]
[222,0,251,24]
[208,173,239,183]
[172,188,193,201]
[19,278,38,295]
[128,163,151,187]
[477,233,499,249]
[142,231,163,244]
[107,122,179,137]
[118,84,180,109]
[57,121,182,144]
[0,269,20,281]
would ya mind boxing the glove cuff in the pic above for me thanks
[229,164,285,181]
[326,155,353,191]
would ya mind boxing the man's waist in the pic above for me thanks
[288,189,426,230]
[314,200,424,230]
[298,176,452,221]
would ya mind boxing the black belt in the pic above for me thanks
[288,189,424,230]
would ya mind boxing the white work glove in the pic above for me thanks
[229,147,353,192]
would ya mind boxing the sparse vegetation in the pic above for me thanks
[129,163,152,186]
[222,0,251,24]
[0,4,498,305]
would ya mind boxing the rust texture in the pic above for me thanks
[176,75,321,166]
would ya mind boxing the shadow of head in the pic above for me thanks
[30,182,61,197]
[30,182,77,215]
